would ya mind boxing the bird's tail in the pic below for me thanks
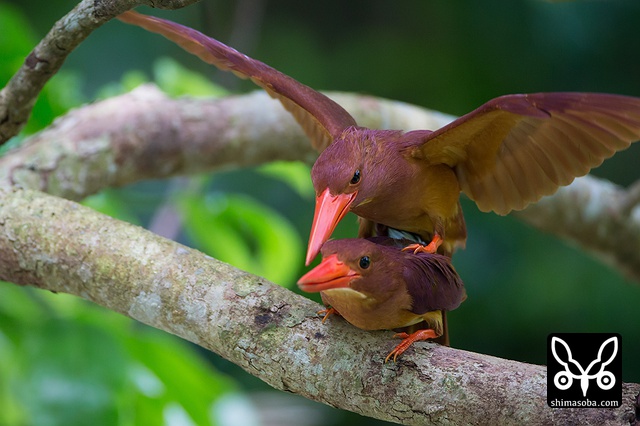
[435,310,450,346]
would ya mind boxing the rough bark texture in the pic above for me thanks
[514,175,640,282]
[0,0,200,144]
[0,187,637,426]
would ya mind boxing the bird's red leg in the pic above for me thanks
[384,329,439,363]
[401,234,443,255]
[317,307,340,323]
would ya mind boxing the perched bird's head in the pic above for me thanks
[298,237,465,315]
[298,238,397,297]
[298,237,466,319]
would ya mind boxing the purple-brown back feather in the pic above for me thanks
[402,252,465,315]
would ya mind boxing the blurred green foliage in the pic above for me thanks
[0,3,84,137]
[1,1,640,425]
[179,184,303,285]
[0,286,237,426]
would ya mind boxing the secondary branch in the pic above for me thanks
[1,85,638,282]
[0,0,199,144]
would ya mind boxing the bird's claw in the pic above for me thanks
[401,243,430,254]
[384,329,439,363]
[401,235,443,255]
[317,307,339,323]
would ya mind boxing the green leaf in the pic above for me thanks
[82,190,140,225]
[95,70,150,100]
[123,331,236,426]
[0,3,86,136]
[0,328,27,426]
[154,57,228,98]
[256,161,314,200]
[0,284,46,325]
[180,192,303,286]
[0,3,37,85]
[0,286,238,426]
[13,320,128,426]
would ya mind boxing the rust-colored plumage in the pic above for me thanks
[297,237,466,362]
[118,11,640,265]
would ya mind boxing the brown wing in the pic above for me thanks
[412,93,640,214]
[402,252,465,314]
[117,10,356,152]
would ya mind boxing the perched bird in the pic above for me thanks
[297,237,466,362]
[118,11,640,265]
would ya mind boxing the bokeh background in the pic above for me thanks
[1,0,639,425]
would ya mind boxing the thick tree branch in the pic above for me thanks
[514,176,640,281]
[2,85,639,283]
[0,187,637,426]
[0,85,453,199]
[0,0,199,144]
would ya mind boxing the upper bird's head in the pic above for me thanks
[306,128,404,265]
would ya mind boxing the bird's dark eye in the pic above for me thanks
[359,256,370,269]
[350,169,361,185]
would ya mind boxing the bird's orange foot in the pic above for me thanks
[401,243,429,254]
[384,329,439,363]
[317,307,340,323]
[401,234,443,255]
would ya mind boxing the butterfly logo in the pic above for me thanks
[551,336,618,397]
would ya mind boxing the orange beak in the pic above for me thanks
[305,188,357,265]
[297,254,360,292]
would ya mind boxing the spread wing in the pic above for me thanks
[118,10,356,152]
[412,93,640,214]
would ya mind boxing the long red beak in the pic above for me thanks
[297,254,360,292]
[305,188,357,265]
